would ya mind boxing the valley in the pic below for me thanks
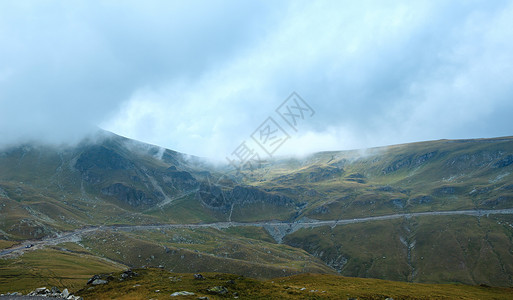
[3,1,513,298]
[3,207,513,257]
[1,131,513,296]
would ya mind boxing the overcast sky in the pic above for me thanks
[1,0,513,160]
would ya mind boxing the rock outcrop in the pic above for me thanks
[162,167,198,190]
[101,183,161,207]
[198,183,295,212]
[383,151,438,174]
[0,286,82,299]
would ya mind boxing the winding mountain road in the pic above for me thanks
[2,208,513,257]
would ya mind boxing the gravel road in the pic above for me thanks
[2,208,513,256]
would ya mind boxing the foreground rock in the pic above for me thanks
[0,286,81,299]
[207,286,228,295]
[170,291,195,296]
[86,269,139,287]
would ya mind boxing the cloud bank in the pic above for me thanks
[1,1,513,159]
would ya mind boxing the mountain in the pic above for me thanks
[243,137,513,218]
[242,137,513,285]
[1,131,513,294]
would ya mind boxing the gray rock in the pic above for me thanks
[87,275,101,284]
[410,195,433,205]
[61,288,69,298]
[433,186,456,196]
[35,287,48,294]
[120,269,138,280]
[171,291,195,296]
[207,286,228,295]
[494,154,513,168]
[0,187,8,198]
[101,183,158,207]
[75,146,134,172]
[383,151,437,174]
[91,279,108,285]
[198,183,295,212]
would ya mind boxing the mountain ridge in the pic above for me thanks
[1,131,513,291]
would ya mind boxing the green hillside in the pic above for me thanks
[76,268,513,299]
[1,132,513,293]
[241,137,513,220]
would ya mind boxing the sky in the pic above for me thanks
[1,0,513,160]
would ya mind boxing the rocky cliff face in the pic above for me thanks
[198,183,295,212]
[101,183,161,207]
[382,151,438,174]
[71,141,202,208]
[162,166,198,191]
[2,132,513,288]
[75,146,134,172]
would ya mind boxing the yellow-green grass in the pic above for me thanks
[0,240,18,250]
[221,226,276,243]
[284,214,513,286]
[80,228,334,278]
[144,193,223,224]
[0,246,124,294]
[237,136,513,220]
[77,268,513,299]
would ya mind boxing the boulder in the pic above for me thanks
[91,279,108,285]
[35,287,49,294]
[87,275,101,284]
[120,269,138,280]
[207,286,228,295]
[61,288,70,298]
[171,291,195,296]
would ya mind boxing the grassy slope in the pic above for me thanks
[0,135,226,240]
[240,137,513,286]
[0,244,124,294]
[284,214,513,286]
[1,134,513,290]
[0,226,332,293]
[77,268,513,300]
[242,137,513,220]
[79,227,334,278]
[3,135,511,229]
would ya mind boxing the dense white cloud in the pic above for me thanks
[1,1,513,159]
